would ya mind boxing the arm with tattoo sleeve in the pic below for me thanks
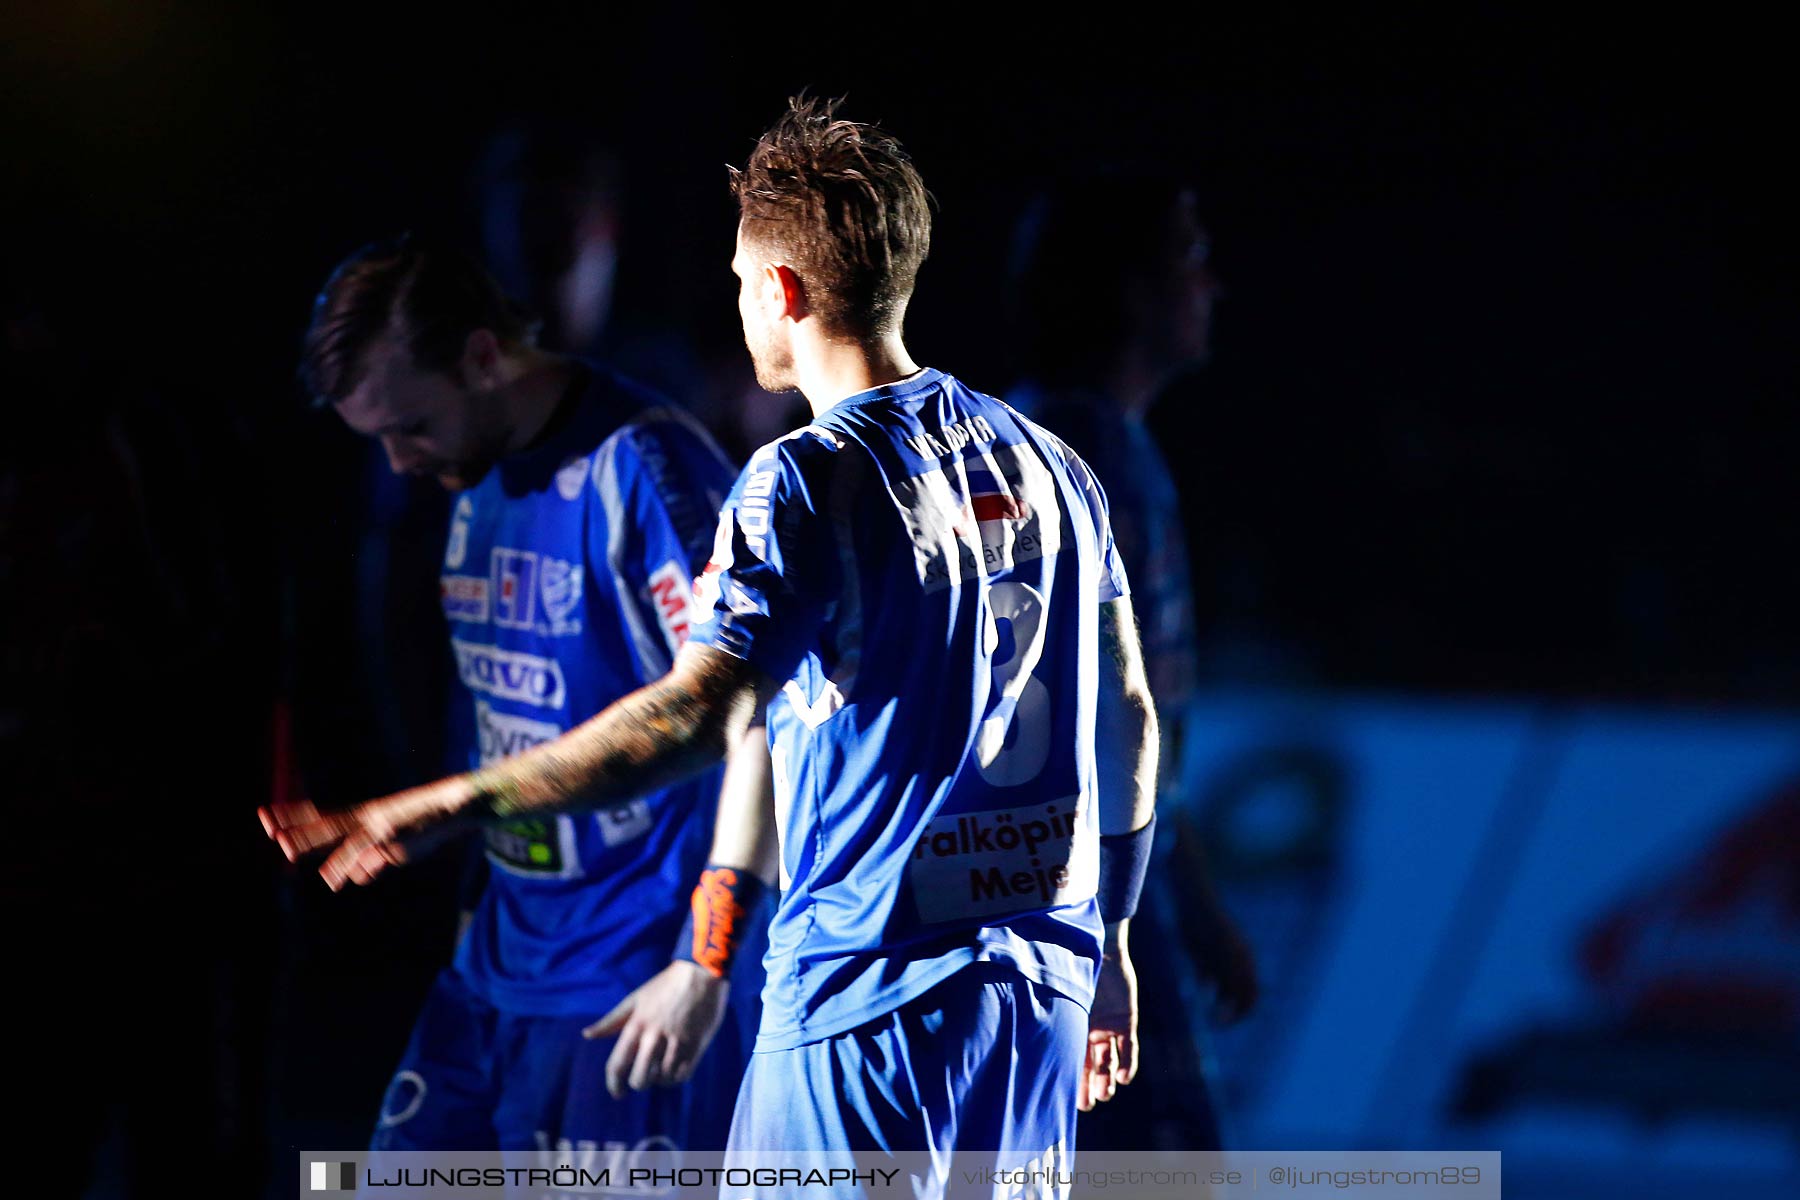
[259,642,777,891]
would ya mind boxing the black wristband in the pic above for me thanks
[674,865,769,979]
[1096,813,1156,922]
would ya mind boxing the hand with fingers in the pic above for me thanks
[583,961,729,1098]
[258,774,475,891]
[1078,946,1139,1112]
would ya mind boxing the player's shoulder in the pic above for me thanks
[998,403,1114,521]
[746,422,849,474]
[613,404,730,472]
[717,425,851,523]
[579,385,729,535]
[990,397,1086,479]
[929,370,1056,445]
[589,377,730,481]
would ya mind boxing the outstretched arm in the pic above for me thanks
[261,642,775,891]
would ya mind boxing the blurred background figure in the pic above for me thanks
[1010,176,1216,723]
[471,120,806,466]
[475,125,622,363]
[1008,176,1260,1149]
[472,122,705,408]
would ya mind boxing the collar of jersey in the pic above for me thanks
[507,361,605,469]
[824,367,944,415]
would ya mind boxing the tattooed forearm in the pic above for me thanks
[1099,599,1133,677]
[1095,596,1159,834]
[469,645,761,820]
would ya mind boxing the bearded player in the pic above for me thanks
[268,102,1158,1184]
[287,237,772,1156]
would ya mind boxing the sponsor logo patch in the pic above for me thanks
[954,466,1033,534]
[491,548,539,630]
[645,559,696,653]
[894,443,1062,593]
[452,638,566,709]
[596,799,654,848]
[485,816,574,875]
[539,556,582,635]
[440,574,489,624]
[474,700,560,765]
[909,798,1096,923]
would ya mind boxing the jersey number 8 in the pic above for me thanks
[977,581,1051,787]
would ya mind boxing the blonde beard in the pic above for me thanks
[746,327,797,393]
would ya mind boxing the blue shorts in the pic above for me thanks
[371,968,750,1155]
[726,963,1085,1192]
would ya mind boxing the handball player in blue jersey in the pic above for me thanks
[267,101,1161,1181]
[281,238,773,1157]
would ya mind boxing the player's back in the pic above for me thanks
[694,368,1127,1051]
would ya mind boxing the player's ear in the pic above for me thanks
[767,263,808,323]
[461,327,502,391]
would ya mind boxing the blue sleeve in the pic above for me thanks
[687,430,839,685]
[589,411,738,679]
[1054,439,1131,604]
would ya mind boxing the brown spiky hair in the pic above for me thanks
[730,96,932,340]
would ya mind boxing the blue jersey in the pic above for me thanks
[688,368,1128,1051]
[1007,386,1199,715]
[443,363,737,1017]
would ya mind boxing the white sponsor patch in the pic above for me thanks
[539,556,582,634]
[595,799,654,848]
[474,700,561,765]
[690,512,733,618]
[452,638,566,709]
[440,574,489,624]
[444,495,474,569]
[645,559,696,654]
[909,798,1096,923]
[554,454,590,501]
[893,442,1062,593]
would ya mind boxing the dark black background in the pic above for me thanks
[7,6,1793,702]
